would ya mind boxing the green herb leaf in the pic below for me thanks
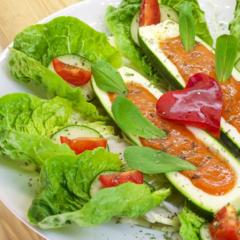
[124,146,196,174]
[179,2,196,52]
[216,34,238,82]
[92,60,127,95]
[112,96,166,139]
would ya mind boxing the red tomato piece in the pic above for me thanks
[52,58,92,86]
[209,205,240,240]
[99,170,144,188]
[139,0,161,27]
[156,73,223,137]
[60,136,107,154]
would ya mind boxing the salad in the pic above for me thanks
[2,0,240,239]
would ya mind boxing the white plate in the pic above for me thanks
[0,0,236,239]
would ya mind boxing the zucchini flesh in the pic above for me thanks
[49,54,94,101]
[51,125,102,144]
[200,224,211,240]
[89,171,118,197]
[131,12,140,46]
[160,5,178,23]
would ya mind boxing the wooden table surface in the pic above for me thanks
[0,1,79,239]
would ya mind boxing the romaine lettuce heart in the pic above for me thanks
[9,49,100,120]
[28,148,122,224]
[13,16,121,67]
[0,93,107,168]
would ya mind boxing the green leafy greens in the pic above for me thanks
[178,206,205,240]
[215,35,238,82]
[105,0,156,80]
[0,93,105,168]
[0,93,74,136]
[13,16,121,67]
[9,49,100,119]
[112,96,166,139]
[0,130,74,168]
[92,60,127,95]
[9,16,122,115]
[28,148,122,224]
[124,146,196,173]
[0,93,94,135]
[38,183,170,229]
[179,2,196,52]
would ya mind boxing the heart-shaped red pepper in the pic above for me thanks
[156,73,223,137]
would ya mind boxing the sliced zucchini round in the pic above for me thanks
[90,171,118,197]
[130,6,178,46]
[235,57,240,72]
[131,12,140,46]
[160,5,178,23]
[200,224,211,240]
[48,54,95,101]
[145,207,179,226]
[51,125,103,144]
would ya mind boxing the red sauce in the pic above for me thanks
[109,83,236,196]
[160,37,240,131]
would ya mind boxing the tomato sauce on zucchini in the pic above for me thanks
[109,83,236,196]
[160,37,240,131]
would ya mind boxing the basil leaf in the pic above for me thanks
[179,2,196,52]
[124,146,196,174]
[216,34,238,82]
[112,96,166,139]
[92,60,127,95]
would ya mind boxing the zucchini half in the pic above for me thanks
[92,66,240,214]
[138,20,240,154]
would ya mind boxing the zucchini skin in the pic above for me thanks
[139,35,183,91]
[51,125,102,141]
[219,131,240,158]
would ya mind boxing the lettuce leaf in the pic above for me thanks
[13,16,121,67]
[230,0,240,41]
[0,93,76,167]
[10,16,121,114]
[28,148,122,224]
[160,0,213,46]
[229,0,240,67]
[0,93,74,135]
[0,93,105,168]
[38,183,170,229]
[105,1,157,81]
[0,130,74,168]
[178,206,205,240]
[9,49,100,120]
